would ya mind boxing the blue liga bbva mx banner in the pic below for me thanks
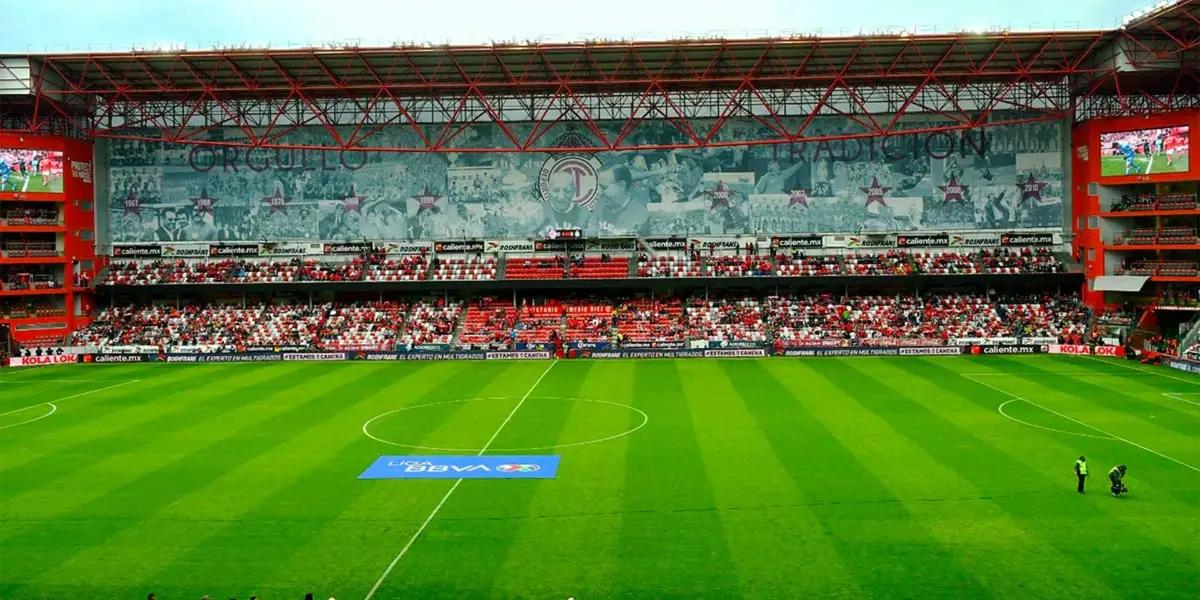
[358,455,560,479]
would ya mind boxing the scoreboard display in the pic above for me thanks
[546,228,584,240]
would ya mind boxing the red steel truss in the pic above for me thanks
[7,0,1199,152]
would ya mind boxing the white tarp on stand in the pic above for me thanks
[1093,276,1149,292]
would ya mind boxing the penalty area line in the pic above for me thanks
[0,403,57,430]
[1080,355,1200,386]
[362,360,558,600]
[1163,392,1200,408]
[963,374,1200,475]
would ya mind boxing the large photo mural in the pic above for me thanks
[106,115,1064,243]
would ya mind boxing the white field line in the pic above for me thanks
[2,379,111,384]
[0,379,142,419]
[0,403,57,430]
[963,374,1200,475]
[362,360,558,600]
[961,372,1156,376]
[996,399,1113,440]
[1162,393,1200,408]
[1081,355,1200,386]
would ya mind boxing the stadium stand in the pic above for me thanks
[102,256,431,285]
[563,301,614,343]
[976,248,1065,274]
[71,292,1092,352]
[567,255,630,279]
[457,298,517,349]
[1113,227,1197,245]
[1117,260,1200,277]
[1110,193,1198,212]
[98,248,1068,286]
[774,253,843,276]
[767,293,1089,347]
[431,256,497,281]
[2,206,60,226]
[2,268,62,290]
[1,240,59,258]
[504,257,566,280]
[684,297,769,343]
[71,300,461,350]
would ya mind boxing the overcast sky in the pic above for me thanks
[5,0,1145,53]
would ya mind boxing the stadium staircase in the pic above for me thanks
[497,257,508,280]
[449,307,470,346]
[1058,250,1083,274]
[1177,312,1200,357]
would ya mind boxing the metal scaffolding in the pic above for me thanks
[5,0,1199,151]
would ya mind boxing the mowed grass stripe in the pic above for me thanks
[406,363,553,453]
[693,360,861,598]
[0,380,118,413]
[724,359,992,599]
[0,363,367,599]
[482,361,637,599]
[1071,355,1200,387]
[613,361,741,599]
[966,358,1200,514]
[368,361,594,599]
[1041,356,1200,392]
[0,364,250,453]
[911,358,1200,570]
[1017,358,1200,439]
[979,363,1200,473]
[927,356,1200,536]
[0,364,303,497]
[21,362,411,599]
[815,358,1120,598]
[133,361,486,600]
[266,361,550,598]
[472,362,610,599]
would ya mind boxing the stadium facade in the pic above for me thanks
[0,0,1198,364]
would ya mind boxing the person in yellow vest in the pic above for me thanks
[1074,456,1088,494]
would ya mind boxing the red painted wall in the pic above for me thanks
[1070,109,1200,310]
[0,132,96,343]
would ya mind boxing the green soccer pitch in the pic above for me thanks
[1,172,63,194]
[1100,153,1190,177]
[1,356,1198,599]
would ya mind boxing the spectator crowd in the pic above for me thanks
[100,249,1067,286]
[71,291,1091,352]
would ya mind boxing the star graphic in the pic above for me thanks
[262,188,290,215]
[413,186,442,214]
[709,180,733,210]
[788,188,809,208]
[938,175,968,204]
[860,176,891,207]
[190,187,219,216]
[341,184,366,214]
[1016,173,1047,205]
[122,190,142,216]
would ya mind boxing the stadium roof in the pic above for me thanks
[18,30,1116,98]
[2,0,1196,151]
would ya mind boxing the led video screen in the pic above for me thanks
[0,148,64,193]
[1099,126,1190,177]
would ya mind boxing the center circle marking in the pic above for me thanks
[362,395,648,452]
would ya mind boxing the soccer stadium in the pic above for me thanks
[1,1,1199,598]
